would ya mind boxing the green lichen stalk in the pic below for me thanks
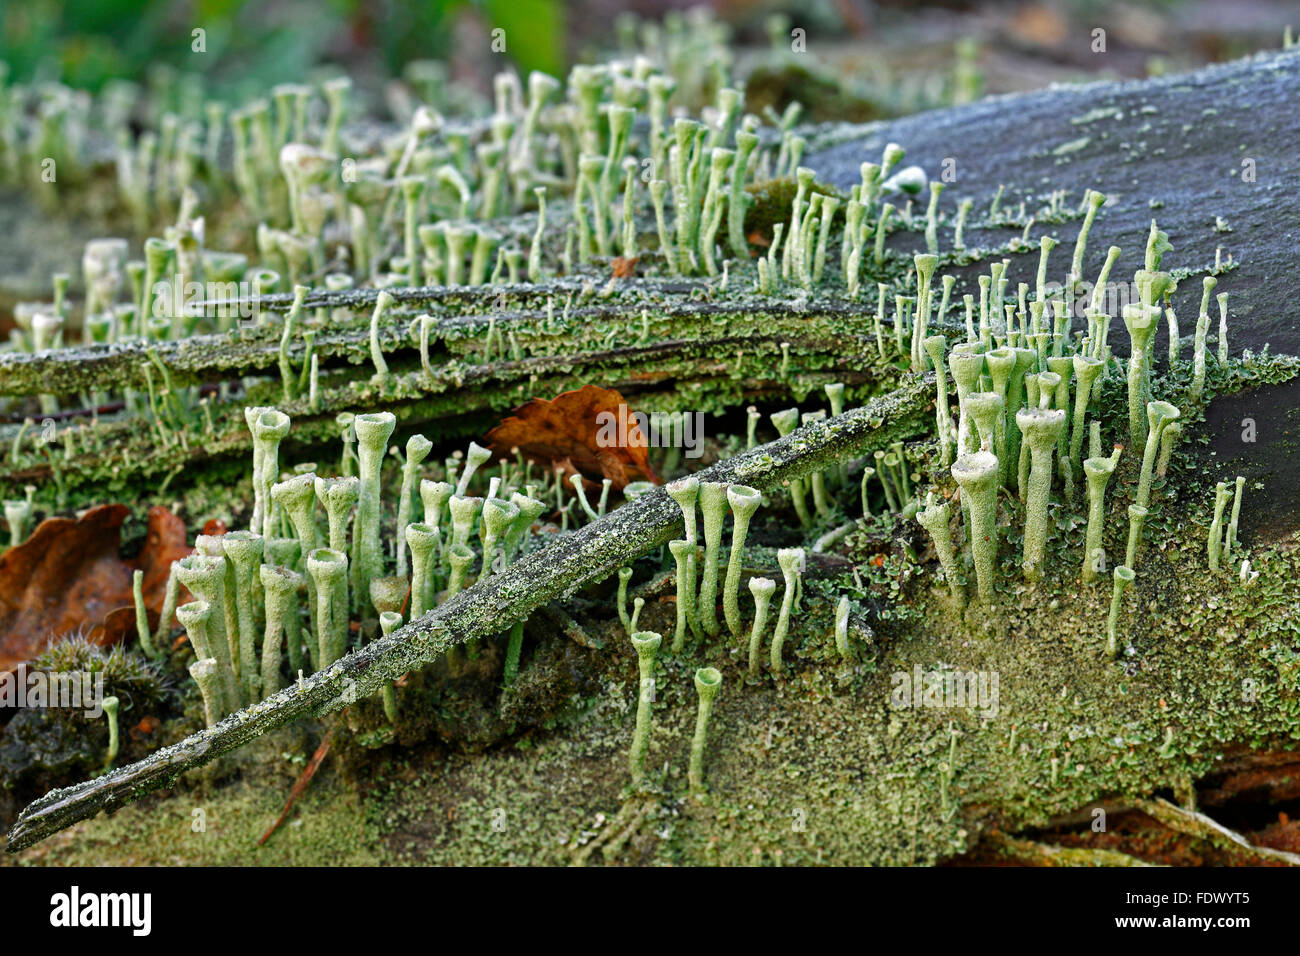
[187,657,221,730]
[747,577,776,676]
[221,530,265,703]
[259,564,302,699]
[247,406,290,539]
[722,485,762,640]
[1122,304,1159,450]
[353,412,396,609]
[1106,565,1136,657]
[629,630,662,786]
[1125,505,1148,570]
[1017,407,1066,582]
[1207,480,1232,572]
[668,539,695,653]
[1068,355,1104,486]
[1135,401,1180,511]
[377,611,400,723]
[405,523,438,618]
[307,547,349,669]
[1082,447,1122,584]
[697,481,728,636]
[917,493,963,606]
[175,556,242,709]
[316,475,359,554]
[951,451,1000,603]
[130,569,160,660]
[688,667,722,793]
[771,548,803,673]
[1225,474,1246,567]
[101,696,120,770]
[617,566,633,636]
[395,434,433,576]
[923,335,954,467]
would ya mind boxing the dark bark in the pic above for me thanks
[806,48,1300,355]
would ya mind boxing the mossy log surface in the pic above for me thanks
[4,376,934,852]
[6,52,1300,866]
[0,292,887,397]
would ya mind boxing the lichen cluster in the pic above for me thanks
[2,9,1299,865]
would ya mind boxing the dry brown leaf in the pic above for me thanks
[484,384,658,490]
[0,503,193,671]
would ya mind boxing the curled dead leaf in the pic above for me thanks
[0,503,193,671]
[484,384,658,490]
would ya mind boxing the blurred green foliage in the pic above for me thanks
[1,0,566,96]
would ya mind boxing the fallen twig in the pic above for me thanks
[258,729,334,846]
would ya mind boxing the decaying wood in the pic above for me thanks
[4,374,934,852]
[1133,797,1300,866]
[0,324,883,494]
[982,831,1159,868]
[807,48,1300,357]
[0,288,872,397]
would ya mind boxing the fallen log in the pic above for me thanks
[4,374,934,851]
[807,47,1300,355]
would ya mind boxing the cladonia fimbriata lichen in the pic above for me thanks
[628,630,662,786]
[688,667,722,793]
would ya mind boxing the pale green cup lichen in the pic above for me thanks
[747,576,776,676]
[668,539,696,653]
[1082,446,1122,584]
[923,335,954,466]
[221,530,265,703]
[259,563,302,699]
[916,492,963,606]
[404,522,438,618]
[1106,565,1136,657]
[629,630,662,786]
[175,556,242,709]
[1135,400,1180,511]
[722,485,762,640]
[376,611,401,723]
[1125,504,1148,569]
[771,547,803,672]
[353,412,396,608]
[307,547,349,669]
[1016,407,1066,582]
[688,667,722,793]
[479,497,520,576]
[315,475,359,554]
[951,451,1000,603]
[448,495,483,556]
[1122,304,1159,449]
[187,655,221,729]
[101,695,120,770]
[697,481,728,636]
[395,433,433,576]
